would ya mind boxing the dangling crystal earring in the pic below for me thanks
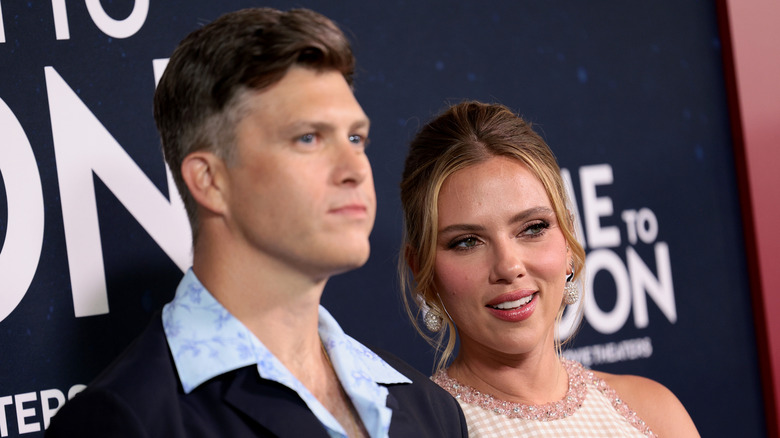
[423,306,444,332]
[564,271,579,305]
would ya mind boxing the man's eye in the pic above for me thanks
[348,134,363,144]
[299,133,316,143]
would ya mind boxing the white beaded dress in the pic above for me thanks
[432,359,657,438]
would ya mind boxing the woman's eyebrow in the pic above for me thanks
[438,206,555,236]
[508,207,555,224]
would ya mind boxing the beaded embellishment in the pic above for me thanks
[432,358,657,437]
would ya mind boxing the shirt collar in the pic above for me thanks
[162,269,256,393]
[317,308,410,437]
[162,268,410,391]
[318,304,410,386]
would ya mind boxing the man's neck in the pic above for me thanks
[190,231,370,436]
[191,234,329,376]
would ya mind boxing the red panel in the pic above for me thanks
[718,1,780,436]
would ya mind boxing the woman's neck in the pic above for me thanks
[447,344,568,405]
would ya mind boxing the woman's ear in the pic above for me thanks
[181,151,228,215]
[405,244,420,276]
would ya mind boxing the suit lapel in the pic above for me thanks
[382,389,410,437]
[223,367,331,437]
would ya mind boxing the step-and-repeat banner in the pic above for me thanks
[0,1,764,436]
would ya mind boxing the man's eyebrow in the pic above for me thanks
[280,120,331,134]
[352,118,370,131]
[280,118,370,135]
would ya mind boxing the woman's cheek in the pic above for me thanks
[436,260,475,297]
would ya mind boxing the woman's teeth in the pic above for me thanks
[490,294,533,310]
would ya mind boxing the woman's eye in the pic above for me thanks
[523,221,550,237]
[449,236,479,250]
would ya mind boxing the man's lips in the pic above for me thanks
[329,203,369,216]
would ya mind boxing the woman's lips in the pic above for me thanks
[486,292,538,322]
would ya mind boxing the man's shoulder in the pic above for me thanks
[88,312,178,396]
[46,313,185,437]
[371,348,469,437]
[371,348,451,400]
[372,349,429,384]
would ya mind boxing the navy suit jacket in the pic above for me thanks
[46,313,468,437]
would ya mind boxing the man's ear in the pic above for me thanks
[181,151,228,215]
[405,244,420,276]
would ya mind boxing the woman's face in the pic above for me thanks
[433,156,570,360]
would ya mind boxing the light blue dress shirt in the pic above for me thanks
[162,269,411,438]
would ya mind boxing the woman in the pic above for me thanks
[399,101,699,437]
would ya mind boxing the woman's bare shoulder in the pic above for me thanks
[592,370,700,437]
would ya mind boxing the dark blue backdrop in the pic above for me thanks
[0,2,762,436]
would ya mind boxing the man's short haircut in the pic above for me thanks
[153,8,355,240]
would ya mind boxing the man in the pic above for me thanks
[46,7,467,437]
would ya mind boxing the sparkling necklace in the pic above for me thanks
[432,358,657,436]
[433,359,586,420]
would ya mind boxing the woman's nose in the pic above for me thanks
[488,240,525,284]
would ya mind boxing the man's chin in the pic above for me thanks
[324,247,371,277]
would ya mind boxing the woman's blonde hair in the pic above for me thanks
[399,101,586,372]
